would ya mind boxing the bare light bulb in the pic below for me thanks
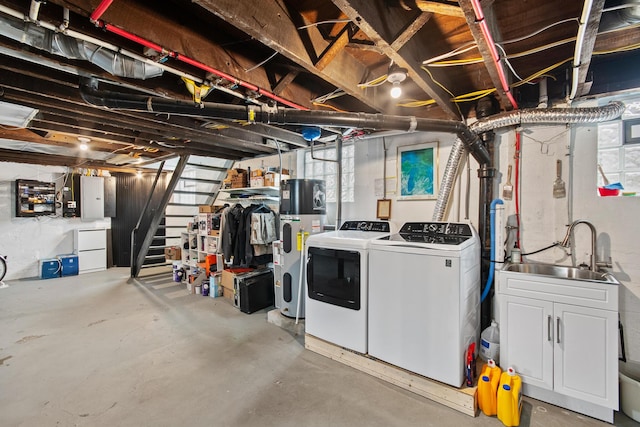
[78,136,90,151]
[390,82,402,99]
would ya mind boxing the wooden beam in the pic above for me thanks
[400,1,464,18]
[191,0,390,113]
[46,0,316,110]
[574,0,606,98]
[272,71,300,96]
[315,23,352,71]
[390,12,433,51]
[331,0,461,119]
[458,0,514,110]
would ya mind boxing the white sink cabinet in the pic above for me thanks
[497,268,619,423]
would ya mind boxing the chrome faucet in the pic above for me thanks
[561,220,611,272]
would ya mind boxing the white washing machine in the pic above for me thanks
[368,221,480,387]
[305,220,392,354]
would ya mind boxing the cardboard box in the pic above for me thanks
[231,175,248,188]
[222,287,235,301]
[164,246,182,260]
[251,169,264,177]
[221,268,254,290]
[250,177,265,188]
[264,173,290,187]
[199,205,214,213]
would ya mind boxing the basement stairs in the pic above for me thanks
[130,154,233,278]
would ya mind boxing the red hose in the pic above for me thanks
[89,0,114,23]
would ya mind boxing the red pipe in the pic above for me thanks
[470,0,518,110]
[91,13,309,110]
[89,0,114,23]
[104,23,170,56]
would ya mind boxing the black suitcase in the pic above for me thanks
[233,269,275,314]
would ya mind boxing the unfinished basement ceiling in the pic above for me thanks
[0,0,639,171]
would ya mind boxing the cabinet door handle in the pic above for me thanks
[548,315,552,341]
[556,317,561,344]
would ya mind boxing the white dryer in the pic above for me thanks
[368,222,480,387]
[305,220,391,354]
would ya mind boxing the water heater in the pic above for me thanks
[274,179,326,318]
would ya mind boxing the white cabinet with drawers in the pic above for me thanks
[75,228,107,274]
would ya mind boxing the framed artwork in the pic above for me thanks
[397,142,439,200]
[376,199,391,219]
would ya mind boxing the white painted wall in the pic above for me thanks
[231,119,640,368]
[0,162,110,280]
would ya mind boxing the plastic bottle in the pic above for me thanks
[478,359,502,416]
[497,367,522,427]
[480,320,500,364]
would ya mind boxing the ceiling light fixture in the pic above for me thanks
[137,170,143,178]
[386,62,408,99]
[78,136,91,151]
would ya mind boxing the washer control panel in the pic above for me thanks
[340,221,390,232]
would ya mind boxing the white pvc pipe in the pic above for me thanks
[569,0,594,101]
[28,0,41,22]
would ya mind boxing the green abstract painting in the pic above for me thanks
[398,142,438,200]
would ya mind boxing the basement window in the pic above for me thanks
[597,97,640,196]
[304,143,355,203]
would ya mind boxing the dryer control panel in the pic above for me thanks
[390,222,474,245]
[340,221,390,232]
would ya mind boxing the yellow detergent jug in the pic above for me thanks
[478,359,501,416]
[497,367,522,427]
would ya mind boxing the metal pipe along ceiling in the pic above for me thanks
[431,101,626,221]
[79,85,491,165]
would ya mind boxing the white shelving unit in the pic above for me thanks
[218,186,280,205]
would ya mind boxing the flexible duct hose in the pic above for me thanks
[481,199,504,303]
[432,101,626,221]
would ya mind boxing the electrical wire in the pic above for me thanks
[420,66,464,120]
[357,74,388,88]
[311,101,347,113]
[496,44,529,84]
[244,51,278,73]
[297,19,351,30]
[499,17,579,45]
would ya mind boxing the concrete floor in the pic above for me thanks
[0,267,636,427]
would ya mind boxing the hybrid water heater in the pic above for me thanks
[273,179,326,319]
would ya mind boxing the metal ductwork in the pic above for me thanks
[432,101,626,221]
[599,0,640,33]
[0,13,163,80]
[79,84,491,165]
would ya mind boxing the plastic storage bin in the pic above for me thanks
[58,254,79,276]
[40,258,61,279]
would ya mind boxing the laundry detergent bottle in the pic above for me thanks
[478,359,502,416]
[497,367,522,427]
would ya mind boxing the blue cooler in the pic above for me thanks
[40,258,61,279]
[58,255,79,276]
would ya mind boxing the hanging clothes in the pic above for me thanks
[222,203,244,265]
